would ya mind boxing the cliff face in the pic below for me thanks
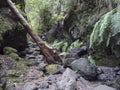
[61,0,116,42]
[34,0,116,42]
[0,0,27,53]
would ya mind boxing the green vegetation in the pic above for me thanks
[25,0,72,34]
[90,4,120,57]
[51,39,83,52]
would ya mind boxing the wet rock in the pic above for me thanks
[45,64,64,74]
[71,58,97,80]
[57,68,77,90]
[93,85,116,90]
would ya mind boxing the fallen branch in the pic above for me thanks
[6,0,62,64]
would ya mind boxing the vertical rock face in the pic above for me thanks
[0,0,27,52]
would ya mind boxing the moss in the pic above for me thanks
[46,64,59,74]
[6,58,28,83]
[7,70,19,77]
[8,53,20,61]
[0,15,13,32]
[0,10,27,52]
[46,64,63,74]
[3,47,18,55]
[95,58,120,67]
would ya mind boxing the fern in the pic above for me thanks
[51,40,83,52]
[90,7,120,48]
[90,4,120,57]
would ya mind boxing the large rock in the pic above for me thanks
[93,85,116,90]
[57,68,77,90]
[71,58,97,80]
[0,9,27,52]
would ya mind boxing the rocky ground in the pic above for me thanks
[0,41,120,90]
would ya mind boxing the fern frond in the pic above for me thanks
[90,9,118,48]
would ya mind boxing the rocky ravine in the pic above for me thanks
[0,41,120,90]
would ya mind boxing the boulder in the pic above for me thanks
[71,58,97,80]
[57,68,77,90]
[93,85,116,90]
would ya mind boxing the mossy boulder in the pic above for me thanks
[45,64,64,74]
[0,9,27,53]
[3,46,26,61]
[3,47,18,55]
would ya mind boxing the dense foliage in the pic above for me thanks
[25,0,72,33]
[90,3,120,57]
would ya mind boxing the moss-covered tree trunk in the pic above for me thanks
[6,0,62,64]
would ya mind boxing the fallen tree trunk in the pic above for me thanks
[6,0,62,64]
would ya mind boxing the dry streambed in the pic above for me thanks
[0,41,120,90]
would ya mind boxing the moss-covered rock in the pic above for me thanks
[8,53,20,61]
[3,47,24,61]
[3,47,18,55]
[45,64,64,74]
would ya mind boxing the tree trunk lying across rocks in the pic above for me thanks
[6,0,62,64]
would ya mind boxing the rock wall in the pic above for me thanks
[45,0,116,42]
[0,0,27,53]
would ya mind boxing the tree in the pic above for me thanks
[6,0,62,64]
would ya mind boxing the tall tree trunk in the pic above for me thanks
[6,0,62,64]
